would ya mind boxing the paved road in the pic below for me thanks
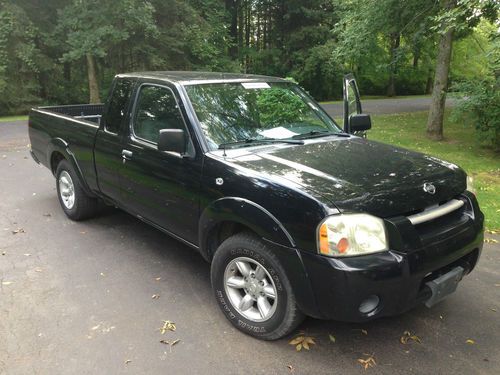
[322,97,455,118]
[1,121,499,375]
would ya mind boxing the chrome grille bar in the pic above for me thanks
[408,199,464,225]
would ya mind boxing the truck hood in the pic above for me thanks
[228,137,467,218]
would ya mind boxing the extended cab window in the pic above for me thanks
[133,85,185,144]
[105,78,133,133]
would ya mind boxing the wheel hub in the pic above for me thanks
[223,257,278,322]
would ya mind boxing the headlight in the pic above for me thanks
[318,214,388,257]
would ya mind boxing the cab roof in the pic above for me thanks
[116,71,289,85]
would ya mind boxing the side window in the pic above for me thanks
[133,85,185,144]
[105,78,133,133]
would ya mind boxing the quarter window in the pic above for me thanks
[133,85,185,144]
[105,78,133,133]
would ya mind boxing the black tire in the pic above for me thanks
[55,159,99,221]
[211,232,304,340]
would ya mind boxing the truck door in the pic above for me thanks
[94,77,135,203]
[119,82,201,244]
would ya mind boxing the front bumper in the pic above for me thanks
[297,192,484,322]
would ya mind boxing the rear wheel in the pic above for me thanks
[211,232,304,340]
[55,160,99,221]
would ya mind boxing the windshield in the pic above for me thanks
[184,81,341,150]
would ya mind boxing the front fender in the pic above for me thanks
[199,197,295,259]
[46,138,95,197]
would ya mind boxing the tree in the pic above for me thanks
[426,0,498,140]
[56,0,157,103]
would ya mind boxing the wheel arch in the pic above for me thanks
[199,197,295,262]
[47,138,94,196]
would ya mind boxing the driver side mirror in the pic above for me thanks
[349,113,372,132]
[158,129,186,154]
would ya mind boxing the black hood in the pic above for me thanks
[228,137,467,218]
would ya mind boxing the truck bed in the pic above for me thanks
[29,103,105,193]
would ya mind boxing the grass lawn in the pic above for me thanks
[369,110,500,231]
[0,115,28,122]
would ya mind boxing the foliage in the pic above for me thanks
[256,88,306,126]
[452,78,500,150]
[0,0,498,114]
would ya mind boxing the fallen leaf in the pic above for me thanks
[80,231,87,234]
[361,329,368,335]
[34,268,43,273]
[329,334,336,343]
[91,324,101,331]
[152,294,160,299]
[2,281,13,285]
[100,272,105,277]
[286,365,294,372]
[490,308,497,312]
[155,277,162,281]
[160,339,180,352]
[485,229,499,234]
[1,251,5,256]
[484,238,498,244]
[125,359,132,365]
[159,320,176,334]
[466,339,475,345]
[358,353,377,370]
[23,253,31,257]
[11,228,25,234]
[400,331,422,344]
[288,335,315,351]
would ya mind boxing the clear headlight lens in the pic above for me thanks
[318,214,388,257]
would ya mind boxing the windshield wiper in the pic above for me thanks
[292,130,351,139]
[218,138,304,150]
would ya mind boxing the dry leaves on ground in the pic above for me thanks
[160,339,180,352]
[358,353,377,370]
[152,294,160,299]
[484,238,498,244]
[400,331,422,344]
[289,335,316,351]
[11,228,25,234]
[329,334,336,343]
[466,339,476,345]
[159,320,176,334]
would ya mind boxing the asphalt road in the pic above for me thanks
[322,97,455,118]
[1,121,499,375]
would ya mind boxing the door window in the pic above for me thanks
[133,85,185,144]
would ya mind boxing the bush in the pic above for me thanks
[452,77,500,151]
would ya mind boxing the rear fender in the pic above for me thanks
[46,138,95,196]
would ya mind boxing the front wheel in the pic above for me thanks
[211,232,304,340]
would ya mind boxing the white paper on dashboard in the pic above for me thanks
[258,127,298,139]
[241,82,271,89]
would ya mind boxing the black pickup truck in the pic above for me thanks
[29,72,484,340]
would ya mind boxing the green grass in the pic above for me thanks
[0,115,28,122]
[369,110,500,230]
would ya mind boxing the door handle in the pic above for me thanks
[122,149,133,162]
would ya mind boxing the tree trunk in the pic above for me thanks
[86,53,100,104]
[226,0,238,58]
[386,33,400,97]
[426,8,454,140]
